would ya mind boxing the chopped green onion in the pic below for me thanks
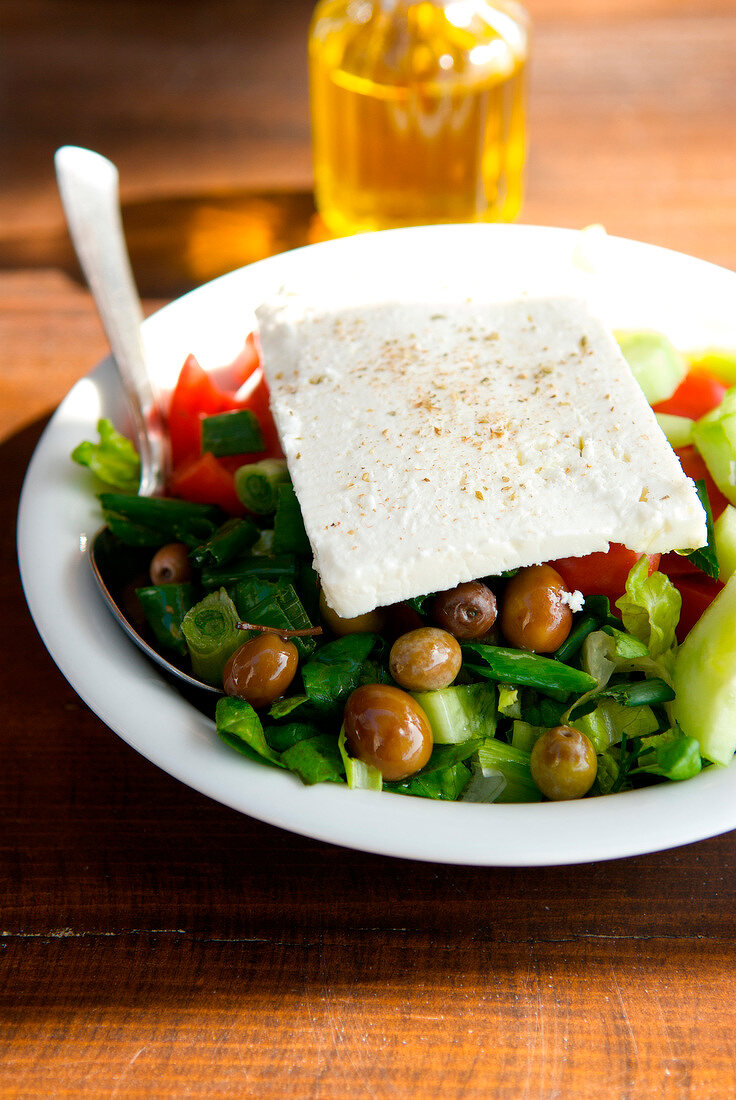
[463,643,596,701]
[190,517,260,568]
[201,409,264,457]
[201,554,298,588]
[135,582,195,656]
[181,588,243,684]
[234,458,290,514]
[100,493,222,548]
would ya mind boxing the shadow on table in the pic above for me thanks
[0,188,326,299]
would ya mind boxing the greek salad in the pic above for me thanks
[71,327,736,803]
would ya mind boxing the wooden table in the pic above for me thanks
[2,1,736,1095]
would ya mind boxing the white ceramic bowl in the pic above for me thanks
[17,224,736,865]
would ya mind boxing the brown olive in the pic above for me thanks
[223,632,298,708]
[389,627,462,691]
[343,683,433,781]
[150,542,192,585]
[432,580,497,639]
[500,564,574,653]
[530,725,598,800]
[319,589,386,636]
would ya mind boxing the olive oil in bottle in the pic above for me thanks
[309,0,529,236]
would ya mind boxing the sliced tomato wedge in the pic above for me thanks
[549,544,660,608]
[668,574,724,643]
[653,369,727,420]
[674,445,728,519]
[167,353,240,468]
[168,451,243,515]
[166,335,284,505]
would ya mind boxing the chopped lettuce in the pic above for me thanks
[615,557,681,678]
[72,417,141,492]
[632,732,702,782]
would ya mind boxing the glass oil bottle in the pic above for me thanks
[309,0,530,236]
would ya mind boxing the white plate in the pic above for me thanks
[17,224,736,865]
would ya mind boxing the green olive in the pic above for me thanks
[223,632,298,708]
[343,683,433,781]
[500,564,574,653]
[319,589,386,636]
[389,627,462,691]
[150,542,192,585]
[432,580,497,639]
[530,725,598,800]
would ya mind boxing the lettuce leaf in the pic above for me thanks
[615,557,681,665]
[71,417,141,492]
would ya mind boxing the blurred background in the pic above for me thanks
[2,0,735,264]
[0,0,734,434]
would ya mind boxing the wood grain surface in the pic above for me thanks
[2,1,736,1096]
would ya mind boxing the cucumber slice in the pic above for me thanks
[714,505,736,583]
[692,409,736,505]
[655,412,693,449]
[615,330,688,405]
[672,573,736,765]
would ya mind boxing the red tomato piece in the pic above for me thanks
[657,551,701,578]
[653,369,727,420]
[167,354,239,468]
[549,544,660,608]
[669,574,724,643]
[168,452,243,515]
[675,445,728,519]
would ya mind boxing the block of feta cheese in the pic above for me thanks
[256,291,706,618]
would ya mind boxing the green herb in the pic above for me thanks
[680,480,719,580]
[281,734,345,785]
[385,762,472,801]
[301,633,379,714]
[235,582,318,658]
[266,722,323,752]
[268,694,310,720]
[216,697,283,768]
[71,418,141,491]
[201,409,264,457]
